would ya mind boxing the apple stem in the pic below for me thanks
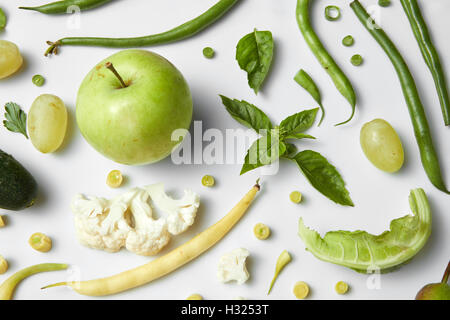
[105,62,127,88]
[442,261,450,284]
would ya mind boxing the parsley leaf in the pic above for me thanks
[3,102,28,139]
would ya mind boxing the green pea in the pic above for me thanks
[203,47,215,59]
[342,35,354,47]
[32,74,45,87]
[325,5,341,21]
[378,0,391,7]
[351,54,364,66]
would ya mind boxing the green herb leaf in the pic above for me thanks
[241,130,285,175]
[284,133,316,140]
[220,95,272,132]
[298,188,431,273]
[289,150,353,206]
[280,108,318,136]
[236,29,274,94]
[3,102,28,139]
[294,69,324,125]
[0,8,6,30]
[284,143,298,158]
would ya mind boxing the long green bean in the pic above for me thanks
[296,0,356,126]
[45,0,239,56]
[400,0,450,126]
[20,0,113,14]
[350,0,448,194]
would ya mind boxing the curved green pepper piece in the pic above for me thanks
[298,188,431,273]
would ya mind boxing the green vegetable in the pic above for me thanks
[400,0,450,126]
[294,69,325,125]
[268,251,292,294]
[342,35,354,47]
[351,0,448,194]
[296,0,357,126]
[3,102,28,139]
[378,0,391,7]
[290,191,303,204]
[220,95,353,206]
[203,47,215,59]
[0,8,6,30]
[201,175,215,187]
[236,29,274,94]
[45,0,239,56]
[19,0,114,14]
[325,5,341,21]
[350,54,363,66]
[299,188,431,273]
[0,149,38,211]
[32,74,45,87]
[335,281,349,294]
[0,263,68,300]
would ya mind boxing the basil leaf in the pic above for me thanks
[241,130,284,175]
[3,102,28,139]
[294,69,325,125]
[280,108,318,136]
[284,133,316,140]
[0,8,6,30]
[236,29,274,94]
[220,95,272,132]
[284,143,298,158]
[290,150,354,206]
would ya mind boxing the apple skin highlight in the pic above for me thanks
[76,49,193,165]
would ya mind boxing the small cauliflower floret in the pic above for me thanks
[71,184,200,256]
[217,248,250,285]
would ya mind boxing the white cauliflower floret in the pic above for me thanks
[71,184,200,256]
[217,248,250,285]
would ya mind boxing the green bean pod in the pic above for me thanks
[19,0,114,14]
[296,0,356,126]
[45,0,239,56]
[400,0,450,126]
[351,0,448,194]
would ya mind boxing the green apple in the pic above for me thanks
[76,49,193,165]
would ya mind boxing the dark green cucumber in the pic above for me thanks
[0,149,38,211]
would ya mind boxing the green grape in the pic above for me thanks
[0,40,23,79]
[27,94,68,153]
[360,119,404,173]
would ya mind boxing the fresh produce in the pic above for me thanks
[71,184,200,256]
[379,0,391,7]
[335,281,349,295]
[360,119,404,173]
[350,54,363,66]
[45,0,240,56]
[3,102,28,139]
[106,170,123,188]
[0,216,5,227]
[187,294,203,300]
[253,223,270,240]
[203,47,215,59]
[293,281,310,299]
[0,256,8,274]
[236,29,274,94]
[217,248,250,285]
[400,0,450,126]
[0,149,38,211]
[76,50,193,165]
[324,5,341,21]
[20,0,114,14]
[29,233,52,252]
[290,191,303,204]
[28,94,68,154]
[43,182,260,296]
[0,40,23,79]
[32,74,45,87]
[296,0,356,126]
[0,263,67,300]
[201,175,215,187]
[268,251,292,295]
[294,69,325,125]
[220,96,353,206]
[351,0,449,194]
[342,35,354,47]
[416,261,450,300]
[298,188,431,273]
[0,8,6,30]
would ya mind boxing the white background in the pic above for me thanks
[0,0,449,300]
